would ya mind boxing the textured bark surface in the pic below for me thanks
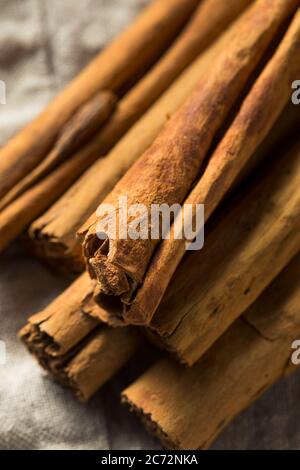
[0,141,106,253]
[122,253,300,450]
[0,0,198,201]
[126,6,300,326]
[19,273,142,402]
[103,0,253,137]
[27,0,253,273]
[81,0,300,325]
[2,0,300,451]
[19,130,300,402]
[147,136,300,366]
[0,0,204,255]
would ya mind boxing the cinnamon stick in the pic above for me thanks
[104,0,254,133]
[20,128,300,402]
[27,0,252,273]
[122,252,300,450]
[146,136,300,366]
[28,99,300,276]
[0,143,104,253]
[114,5,300,326]
[27,16,235,273]
[0,0,198,201]
[80,0,299,324]
[0,0,243,256]
[19,273,142,402]
[0,10,210,253]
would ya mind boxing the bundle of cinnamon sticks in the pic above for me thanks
[1,0,300,450]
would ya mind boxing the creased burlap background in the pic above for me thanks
[0,0,300,450]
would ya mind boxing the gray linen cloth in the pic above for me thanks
[0,0,300,450]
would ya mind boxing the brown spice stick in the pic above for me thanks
[1,59,199,256]
[20,129,300,402]
[83,0,254,157]
[107,0,254,133]
[28,19,232,273]
[28,98,300,275]
[0,91,117,210]
[124,6,300,325]
[146,136,300,366]
[27,0,253,273]
[122,252,300,450]
[0,0,241,256]
[81,0,299,324]
[0,4,208,253]
[0,0,198,201]
[19,273,142,402]
[0,142,104,253]
[64,327,142,402]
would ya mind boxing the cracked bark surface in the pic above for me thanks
[19,273,142,402]
[81,0,299,325]
[146,134,300,366]
[122,252,300,449]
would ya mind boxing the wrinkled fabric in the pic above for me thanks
[0,0,300,451]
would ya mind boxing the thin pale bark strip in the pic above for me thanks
[0,92,117,210]
[0,0,198,201]
[19,273,141,402]
[146,137,300,365]
[81,0,299,324]
[28,20,232,273]
[122,253,300,450]
[125,7,300,325]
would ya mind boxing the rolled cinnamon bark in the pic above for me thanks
[28,100,300,276]
[128,6,300,324]
[20,128,300,402]
[122,252,300,450]
[27,26,227,272]
[146,135,300,365]
[0,2,218,253]
[80,0,299,324]
[81,0,255,159]
[0,142,105,253]
[105,0,254,134]
[27,0,253,273]
[0,0,198,201]
[19,273,142,402]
